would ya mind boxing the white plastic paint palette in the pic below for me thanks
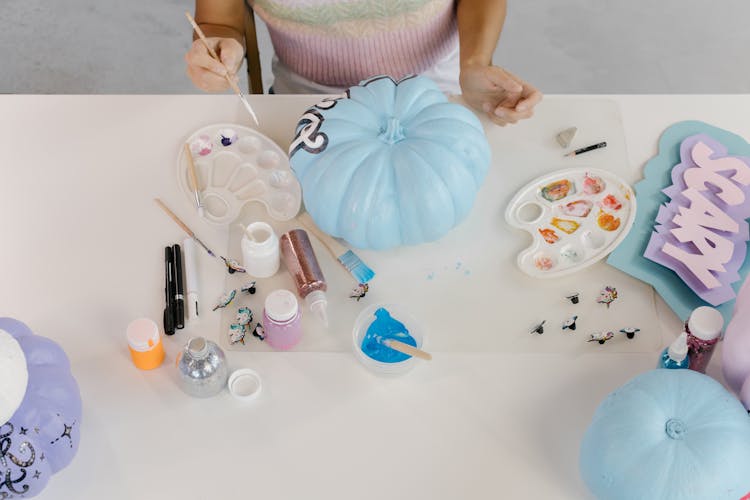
[177,123,301,224]
[505,167,637,278]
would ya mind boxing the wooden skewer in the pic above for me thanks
[383,339,432,361]
[185,11,259,125]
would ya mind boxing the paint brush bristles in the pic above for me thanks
[297,212,375,284]
[337,250,376,284]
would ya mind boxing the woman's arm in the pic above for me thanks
[456,0,542,125]
[194,0,246,44]
[186,0,247,91]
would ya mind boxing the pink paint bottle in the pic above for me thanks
[685,306,724,373]
[263,289,303,350]
[280,229,329,327]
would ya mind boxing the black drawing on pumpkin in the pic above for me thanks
[289,110,329,156]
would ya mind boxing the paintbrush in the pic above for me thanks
[297,212,375,284]
[184,143,205,217]
[154,198,216,257]
[185,11,260,126]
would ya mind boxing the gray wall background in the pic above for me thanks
[2,0,749,94]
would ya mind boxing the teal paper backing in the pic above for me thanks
[607,121,750,324]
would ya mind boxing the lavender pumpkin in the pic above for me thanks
[0,318,82,498]
[722,277,750,409]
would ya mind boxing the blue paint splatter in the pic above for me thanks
[361,308,416,363]
[455,261,462,270]
[427,272,435,280]
[464,270,471,276]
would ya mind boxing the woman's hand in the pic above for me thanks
[185,37,244,92]
[460,63,542,126]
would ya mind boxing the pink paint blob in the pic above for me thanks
[190,134,213,156]
[583,174,606,195]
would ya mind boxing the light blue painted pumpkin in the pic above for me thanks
[288,75,491,250]
[580,369,750,500]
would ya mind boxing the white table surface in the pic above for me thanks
[2,94,749,500]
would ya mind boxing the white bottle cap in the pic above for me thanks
[241,222,280,278]
[305,290,329,328]
[228,368,262,401]
[688,306,724,341]
[265,289,299,322]
[668,332,688,362]
[126,318,161,352]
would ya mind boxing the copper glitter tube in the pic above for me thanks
[280,229,329,326]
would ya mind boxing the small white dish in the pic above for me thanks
[352,303,425,376]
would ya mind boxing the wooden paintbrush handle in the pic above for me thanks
[184,143,201,192]
[185,12,234,84]
[185,11,259,125]
[186,12,220,59]
[297,212,347,256]
[154,198,195,237]
[384,339,432,361]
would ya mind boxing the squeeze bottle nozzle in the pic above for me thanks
[305,290,329,328]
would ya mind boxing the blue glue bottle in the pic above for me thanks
[658,332,690,369]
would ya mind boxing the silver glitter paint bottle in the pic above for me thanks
[176,337,228,397]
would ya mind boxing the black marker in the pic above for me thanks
[565,141,607,157]
[173,244,185,330]
[163,246,175,335]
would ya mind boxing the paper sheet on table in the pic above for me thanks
[219,98,660,353]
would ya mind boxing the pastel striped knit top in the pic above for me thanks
[250,0,458,87]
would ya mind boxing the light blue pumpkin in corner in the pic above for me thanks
[580,369,750,500]
[288,75,491,250]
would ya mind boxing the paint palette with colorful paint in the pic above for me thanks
[177,123,302,224]
[505,167,636,277]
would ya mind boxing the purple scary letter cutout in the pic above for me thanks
[644,134,750,305]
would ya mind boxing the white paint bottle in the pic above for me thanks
[241,221,280,278]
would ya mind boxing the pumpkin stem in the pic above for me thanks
[665,418,686,440]
[379,117,405,144]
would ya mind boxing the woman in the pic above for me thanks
[185,0,541,126]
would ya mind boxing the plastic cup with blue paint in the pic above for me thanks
[352,303,425,376]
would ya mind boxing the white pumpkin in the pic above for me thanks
[0,328,28,425]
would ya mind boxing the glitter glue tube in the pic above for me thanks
[685,306,724,373]
[280,229,329,327]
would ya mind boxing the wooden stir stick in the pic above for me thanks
[384,339,432,361]
[185,11,260,125]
